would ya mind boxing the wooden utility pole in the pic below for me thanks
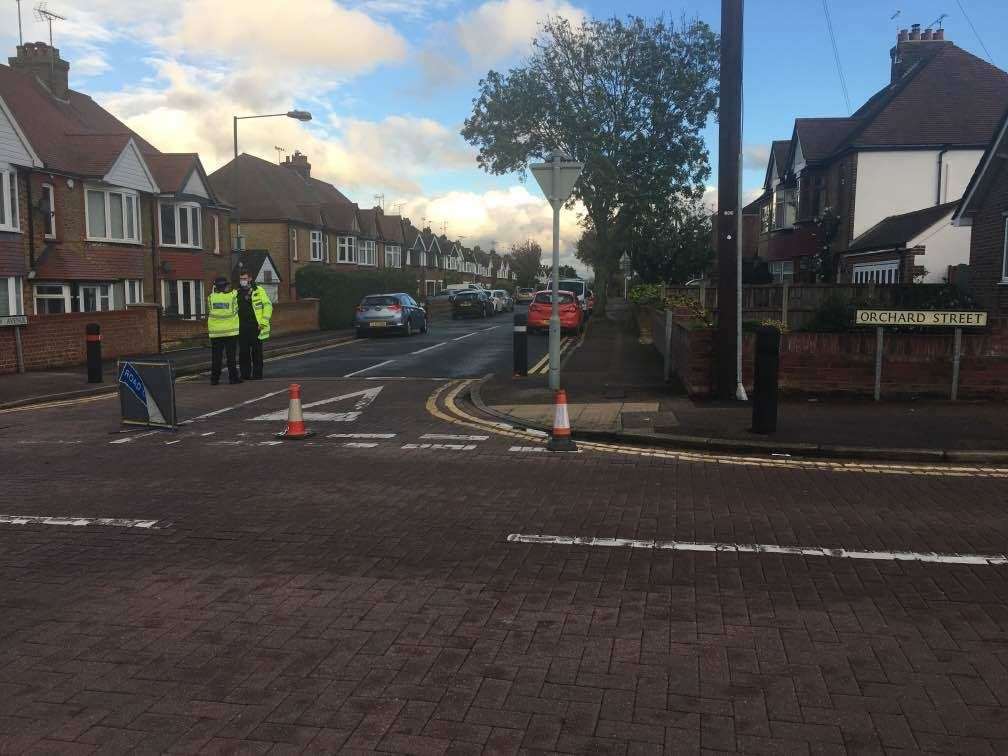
[716,0,743,399]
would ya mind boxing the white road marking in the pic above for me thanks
[251,386,384,422]
[452,331,480,341]
[201,432,216,437]
[421,433,489,441]
[179,389,289,425]
[343,441,379,448]
[109,430,159,445]
[402,443,477,451]
[258,440,283,446]
[0,514,167,529]
[327,433,397,439]
[165,440,182,446]
[526,429,549,438]
[344,360,395,378]
[506,534,1008,566]
[509,446,546,453]
[410,342,447,355]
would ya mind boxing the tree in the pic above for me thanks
[626,202,714,284]
[558,264,578,278]
[509,240,543,287]
[462,15,719,311]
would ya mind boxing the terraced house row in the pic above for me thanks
[0,41,512,322]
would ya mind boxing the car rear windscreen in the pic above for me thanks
[455,292,479,300]
[559,280,585,296]
[362,296,399,306]
[533,292,574,304]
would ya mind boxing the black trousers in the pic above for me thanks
[238,332,264,379]
[210,336,239,383]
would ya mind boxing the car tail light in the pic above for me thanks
[388,304,402,312]
[355,305,364,313]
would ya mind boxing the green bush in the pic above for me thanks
[803,295,851,333]
[629,284,663,305]
[296,266,418,329]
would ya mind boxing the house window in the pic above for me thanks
[160,202,201,248]
[86,187,140,243]
[0,165,19,232]
[78,283,113,312]
[213,215,220,254]
[385,245,402,268]
[769,261,794,283]
[41,183,56,238]
[1002,217,1008,282]
[310,230,325,261]
[34,284,71,314]
[161,279,205,318]
[773,188,797,230]
[358,239,377,266]
[0,276,23,315]
[812,176,827,218]
[419,250,427,267]
[853,261,900,284]
[291,228,298,261]
[337,236,356,263]
[124,279,143,304]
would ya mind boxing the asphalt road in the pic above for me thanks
[1,311,1007,754]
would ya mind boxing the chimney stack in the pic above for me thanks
[282,150,311,180]
[898,28,909,42]
[934,28,944,40]
[910,23,921,40]
[890,23,952,83]
[8,42,70,99]
[921,28,933,41]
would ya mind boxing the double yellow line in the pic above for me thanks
[527,337,573,375]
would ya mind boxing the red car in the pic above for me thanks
[527,290,584,334]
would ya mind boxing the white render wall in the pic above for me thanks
[0,97,35,166]
[853,149,983,238]
[908,213,971,283]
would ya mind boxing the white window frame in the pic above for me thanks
[78,283,113,313]
[769,261,795,283]
[310,230,325,261]
[337,236,356,263]
[33,283,71,314]
[161,279,205,319]
[852,261,900,284]
[358,239,377,267]
[1,276,23,316]
[124,279,143,305]
[86,186,141,244]
[159,201,202,249]
[41,182,56,239]
[291,228,298,261]
[772,188,797,230]
[385,245,402,268]
[213,215,220,255]
[1002,217,1008,283]
[0,164,20,233]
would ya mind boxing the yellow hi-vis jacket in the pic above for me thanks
[207,290,239,338]
[250,285,273,341]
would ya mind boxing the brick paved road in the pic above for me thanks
[1,375,1007,754]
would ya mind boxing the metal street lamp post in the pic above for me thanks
[530,150,584,391]
[231,109,312,249]
[619,251,632,299]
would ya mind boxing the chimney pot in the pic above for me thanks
[282,150,311,179]
[910,23,921,40]
[898,28,909,42]
[8,42,70,99]
[934,28,944,40]
[922,28,933,40]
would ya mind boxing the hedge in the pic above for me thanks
[296,266,418,329]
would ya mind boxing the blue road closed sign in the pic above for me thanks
[117,360,176,429]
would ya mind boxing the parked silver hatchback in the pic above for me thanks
[354,293,428,337]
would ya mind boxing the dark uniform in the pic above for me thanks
[237,282,271,379]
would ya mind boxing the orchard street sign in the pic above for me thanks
[855,309,987,327]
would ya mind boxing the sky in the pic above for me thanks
[2,0,1006,273]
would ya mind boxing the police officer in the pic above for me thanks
[207,276,241,385]
[236,269,273,380]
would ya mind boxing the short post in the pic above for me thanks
[874,326,883,402]
[951,326,962,401]
[751,326,780,434]
[86,323,102,383]
[513,312,528,377]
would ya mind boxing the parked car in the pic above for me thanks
[491,289,514,312]
[526,290,583,334]
[445,283,480,301]
[515,287,534,304]
[558,278,590,316]
[355,293,428,337]
[451,290,493,319]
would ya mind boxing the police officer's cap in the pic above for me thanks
[214,276,228,287]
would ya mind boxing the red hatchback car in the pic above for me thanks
[527,290,584,334]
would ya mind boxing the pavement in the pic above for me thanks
[2,312,1008,754]
[477,311,1008,463]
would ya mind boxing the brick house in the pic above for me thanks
[953,106,1008,315]
[0,42,231,318]
[748,25,1008,284]
[374,208,406,276]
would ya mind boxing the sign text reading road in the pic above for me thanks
[855,310,988,327]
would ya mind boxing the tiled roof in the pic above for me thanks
[794,118,858,162]
[35,245,146,280]
[208,153,353,227]
[954,105,1008,222]
[145,153,198,194]
[376,213,405,244]
[848,201,959,251]
[770,140,790,173]
[0,63,159,175]
[232,250,281,282]
[357,208,379,238]
[402,220,421,247]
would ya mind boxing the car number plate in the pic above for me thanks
[370,321,387,327]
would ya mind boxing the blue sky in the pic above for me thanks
[2,0,1005,265]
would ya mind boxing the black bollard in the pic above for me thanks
[513,312,528,377]
[751,325,780,434]
[86,323,103,383]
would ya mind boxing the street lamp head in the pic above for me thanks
[549,149,572,162]
[286,110,313,122]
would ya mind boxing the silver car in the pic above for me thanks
[354,293,428,337]
[492,289,514,312]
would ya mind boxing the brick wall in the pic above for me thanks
[668,319,1008,399]
[159,298,320,350]
[967,159,1008,315]
[0,306,158,374]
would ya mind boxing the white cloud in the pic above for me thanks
[702,185,764,212]
[743,143,770,171]
[452,0,584,68]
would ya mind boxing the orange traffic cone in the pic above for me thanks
[276,383,315,439]
[546,389,578,452]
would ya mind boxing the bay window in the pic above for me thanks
[358,239,377,266]
[160,202,201,248]
[310,230,329,262]
[337,236,356,263]
[86,186,140,243]
[124,279,144,304]
[773,188,797,230]
[161,279,205,319]
[1,276,23,315]
[0,164,19,232]
[385,245,402,268]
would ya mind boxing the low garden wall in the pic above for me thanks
[161,299,320,350]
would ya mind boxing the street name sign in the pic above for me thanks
[855,309,987,327]
[117,359,177,429]
[0,315,27,327]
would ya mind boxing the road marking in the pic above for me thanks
[506,534,1008,566]
[0,514,168,529]
[527,337,570,375]
[180,389,290,425]
[343,441,379,448]
[410,342,447,355]
[453,331,480,341]
[344,360,395,378]
[109,430,160,445]
[165,440,182,446]
[327,433,397,439]
[421,433,489,441]
[402,443,477,451]
[509,446,546,453]
[251,386,384,422]
[258,440,283,446]
[201,431,216,437]
[262,336,360,363]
